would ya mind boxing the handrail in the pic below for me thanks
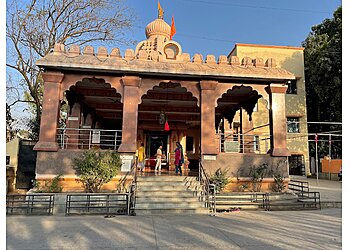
[216,132,271,154]
[127,156,138,216]
[198,159,216,215]
[56,128,122,150]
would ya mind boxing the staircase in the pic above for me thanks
[135,176,207,215]
[215,192,267,211]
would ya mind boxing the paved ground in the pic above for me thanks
[7,208,341,250]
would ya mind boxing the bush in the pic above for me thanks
[249,163,268,192]
[271,174,286,192]
[209,168,229,193]
[33,174,63,193]
[73,150,122,193]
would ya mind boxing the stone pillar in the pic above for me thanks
[200,80,218,155]
[66,102,81,149]
[118,76,141,153]
[265,83,290,156]
[34,72,64,151]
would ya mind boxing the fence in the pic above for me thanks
[6,194,54,215]
[65,193,129,216]
[217,132,271,154]
[57,128,122,150]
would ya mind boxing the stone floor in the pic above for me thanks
[6,208,341,250]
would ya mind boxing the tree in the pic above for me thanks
[302,6,342,158]
[6,103,16,142]
[6,0,134,138]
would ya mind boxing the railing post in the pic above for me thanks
[88,130,92,149]
[106,195,110,214]
[114,131,118,150]
[242,134,245,153]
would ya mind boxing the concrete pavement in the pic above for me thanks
[7,208,341,250]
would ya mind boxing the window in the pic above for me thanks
[253,135,259,151]
[287,117,300,133]
[286,80,297,94]
[186,136,194,152]
[288,155,305,175]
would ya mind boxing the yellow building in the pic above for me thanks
[229,44,309,176]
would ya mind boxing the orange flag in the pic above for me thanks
[170,16,176,40]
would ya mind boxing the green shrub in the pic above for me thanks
[249,163,268,192]
[73,150,122,193]
[271,174,286,192]
[33,174,63,193]
[209,168,229,193]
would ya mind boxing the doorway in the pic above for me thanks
[145,132,169,170]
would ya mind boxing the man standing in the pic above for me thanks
[155,145,163,173]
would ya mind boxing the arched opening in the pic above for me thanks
[137,82,200,173]
[60,77,123,150]
[215,85,270,154]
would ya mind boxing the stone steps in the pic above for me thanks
[135,176,206,215]
[136,190,196,197]
[136,196,199,203]
[135,208,208,215]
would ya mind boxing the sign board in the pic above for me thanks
[67,116,79,121]
[91,130,101,144]
[203,155,216,161]
[120,155,134,171]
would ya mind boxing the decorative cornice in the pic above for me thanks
[37,44,296,82]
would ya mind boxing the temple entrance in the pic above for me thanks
[137,81,200,174]
[145,132,169,171]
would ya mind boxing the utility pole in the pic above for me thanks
[315,133,319,184]
[328,134,332,180]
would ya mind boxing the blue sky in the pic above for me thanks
[5,0,342,127]
[121,0,341,57]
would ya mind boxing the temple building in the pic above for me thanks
[34,15,309,191]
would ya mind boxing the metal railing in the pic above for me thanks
[65,193,128,216]
[6,194,54,215]
[288,180,310,194]
[57,128,122,150]
[127,156,138,216]
[217,132,271,154]
[198,160,216,215]
[297,191,321,209]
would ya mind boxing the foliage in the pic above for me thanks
[6,103,16,142]
[271,174,286,193]
[268,161,286,192]
[6,0,134,135]
[209,168,229,193]
[238,183,249,192]
[33,174,63,193]
[248,163,268,192]
[73,150,122,193]
[302,6,342,158]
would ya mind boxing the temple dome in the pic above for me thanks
[145,18,171,39]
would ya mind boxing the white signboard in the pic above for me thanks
[91,130,101,144]
[203,155,217,161]
[120,155,134,172]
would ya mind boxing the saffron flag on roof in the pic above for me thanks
[170,16,176,40]
[158,1,164,19]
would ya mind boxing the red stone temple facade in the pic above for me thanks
[34,17,302,191]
